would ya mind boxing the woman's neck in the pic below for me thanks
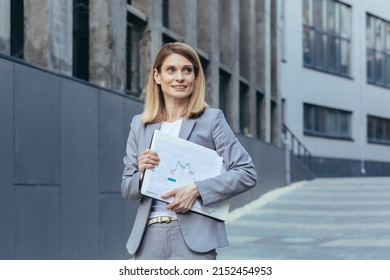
[164,109,184,123]
[164,99,188,122]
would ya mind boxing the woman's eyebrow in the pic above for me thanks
[163,64,193,68]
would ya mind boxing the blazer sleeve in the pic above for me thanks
[121,116,143,201]
[195,110,257,206]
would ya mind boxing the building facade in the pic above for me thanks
[0,0,282,145]
[281,0,390,176]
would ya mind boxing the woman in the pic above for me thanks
[121,42,257,260]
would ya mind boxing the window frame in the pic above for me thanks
[303,0,352,78]
[73,0,90,81]
[125,6,147,98]
[366,13,390,89]
[10,0,24,59]
[367,115,390,145]
[304,103,353,140]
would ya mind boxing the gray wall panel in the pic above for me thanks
[15,186,60,259]
[99,91,126,193]
[0,59,15,258]
[60,79,99,259]
[123,97,144,145]
[99,194,129,259]
[14,64,60,185]
[61,193,99,259]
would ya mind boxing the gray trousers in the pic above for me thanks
[134,221,217,260]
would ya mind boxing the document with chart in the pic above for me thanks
[141,130,230,221]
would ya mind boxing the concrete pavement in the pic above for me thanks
[217,177,390,260]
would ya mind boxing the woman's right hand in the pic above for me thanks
[138,149,160,180]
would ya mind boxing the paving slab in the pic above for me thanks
[217,178,390,260]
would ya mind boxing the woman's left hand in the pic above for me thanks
[161,183,200,213]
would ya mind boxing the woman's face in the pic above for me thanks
[154,53,196,102]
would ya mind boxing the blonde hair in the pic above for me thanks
[141,42,208,124]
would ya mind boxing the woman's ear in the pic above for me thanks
[154,69,161,84]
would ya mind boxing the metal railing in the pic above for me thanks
[282,124,312,165]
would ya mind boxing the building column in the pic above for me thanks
[272,0,283,146]
[248,0,258,137]
[227,0,240,132]
[24,0,72,75]
[89,0,126,92]
[262,0,272,143]
[0,0,10,55]
[50,1,72,74]
[185,0,197,46]
[205,0,220,108]
[149,0,163,60]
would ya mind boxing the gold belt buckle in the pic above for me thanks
[148,216,177,226]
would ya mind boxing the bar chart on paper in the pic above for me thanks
[141,130,230,220]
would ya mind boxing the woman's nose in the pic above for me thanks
[175,71,184,81]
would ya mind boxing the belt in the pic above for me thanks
[148,216,178,226]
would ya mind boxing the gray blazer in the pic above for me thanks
[121,108,257,255]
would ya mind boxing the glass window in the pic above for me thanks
[366,16,375,49]
[327,0,338,34]
[375,51,385,85]
[375,19,385,50]
[367,49,374,82]
[386,121,390,140]
[386,24,390,54]
[315,33,326,69]
[303,0,351,77]
[11,0,24,58]
[314,0,326,31]
[162,0,169,28]
[303,27,314,65]
[340,39,350,75]
[304,103,351,139]
[339,3,350,38]
[367,117,374,139]
[304,104,315,132]
[126,8,147,97]
[126,23,141,96]
[328,37,338,71]
[375,120,384,139]
[338,111,349,135]
[239,82,250,136]
[367,115,390,145]
[219,70,230,115]
[303,0,313,25]
[367,14,390,88]
[73,0,89,81]
[386,55,390,86]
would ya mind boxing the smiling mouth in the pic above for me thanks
[172,85,187,90]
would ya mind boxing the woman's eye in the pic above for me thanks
[167,67,175,73]
[183,68,193,74]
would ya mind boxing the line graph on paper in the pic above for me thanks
[141,130,230,220]
[169,161,196,182]
[146,150,220,196]
[143,130,223,200]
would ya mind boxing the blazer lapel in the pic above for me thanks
[179,117,196,140]
[145,122,161,149]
